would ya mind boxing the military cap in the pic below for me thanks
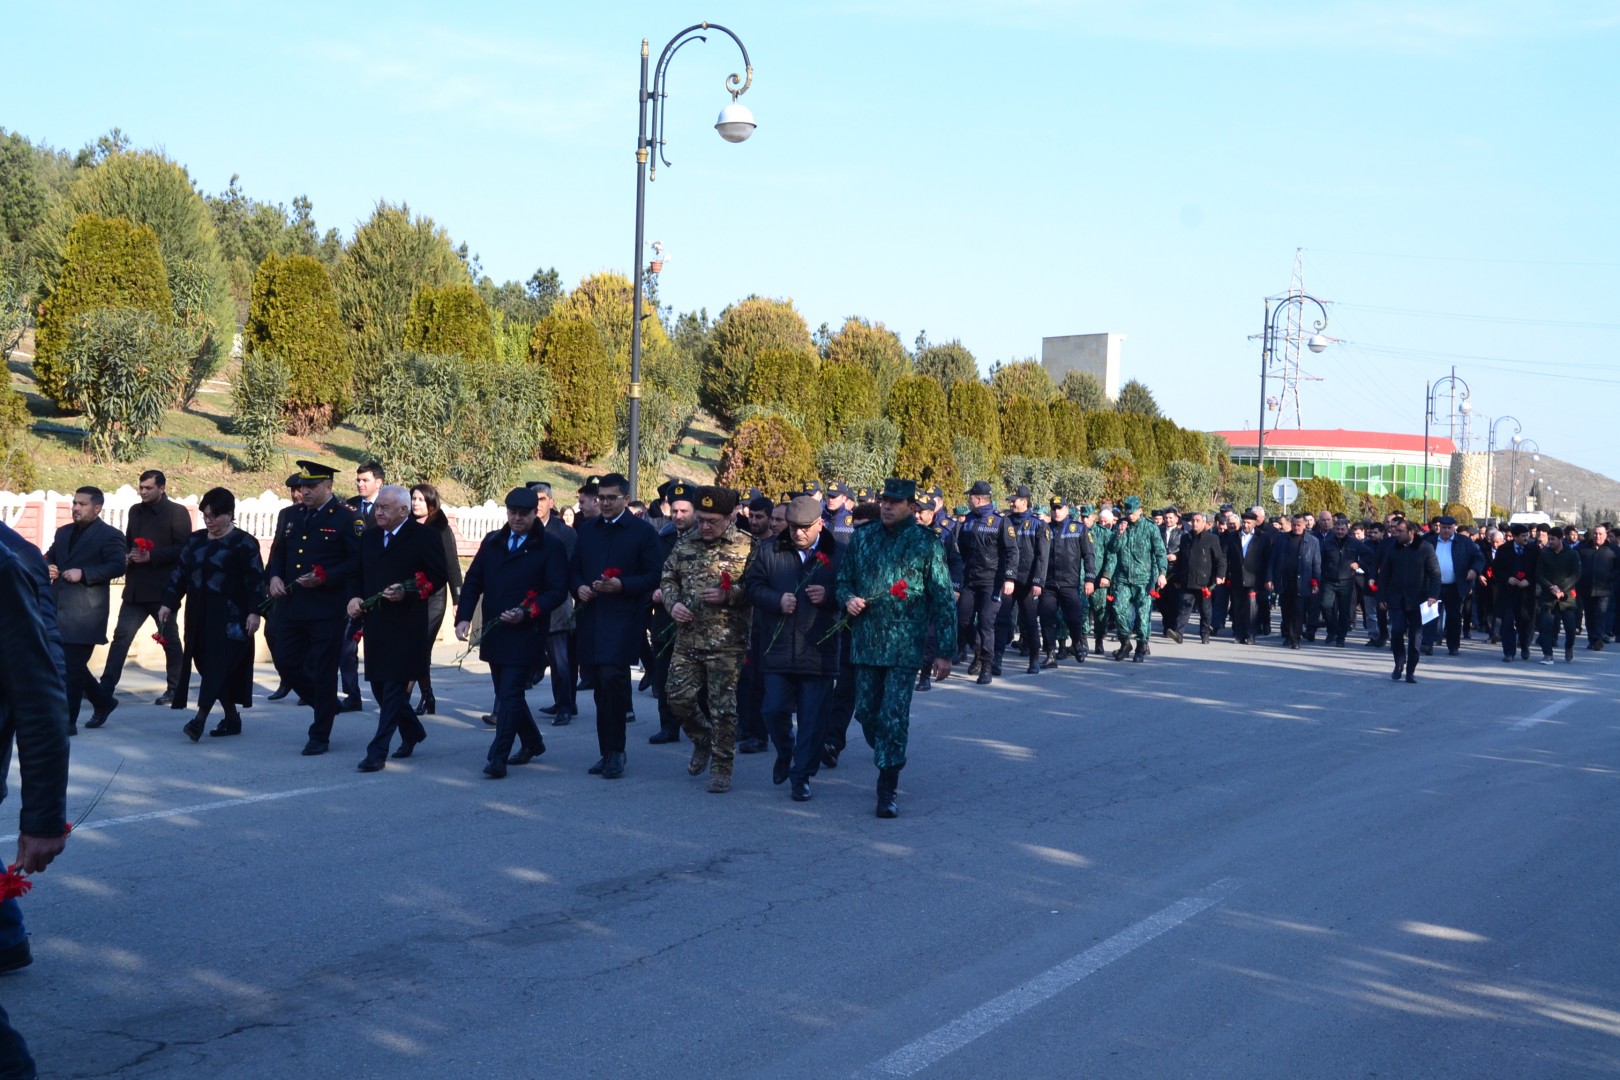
[802,480,823,495]
[880,477,918,502]
[655,479,674,500]
[1122,495,1142,512]
[285,472,303,489]
[824,481,849,499]
[855,486,875,502]
[786,495,822,527]
[953,504,969,517]
[667,481,697,506]
[1009,484,1032,500]
[292,459,338,485]
[695,486,739,516]
[1438,515,1457,526]
[578,476,601,495]
[1079,504,1096,516]
[925,485,943,502]
[966,480,994,497]
[505,486,539,511]
[1049,496,1066,510]
[747,486,765,501]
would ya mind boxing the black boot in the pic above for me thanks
[876,766,900,819]
[1133,641,1149,662]
[967,650,982,677]
[991,650,1004,677]
[1025,652,1040,674]
[183,712,206,742]
[915,670,932,692]
[1042,650,1059,669]
[1112,640,1131,661]
[1392,645,1406,681]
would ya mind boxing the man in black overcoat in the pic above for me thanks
[45,486,127,732]
[456,487,568,779]
[348,486,449,771]
[569,473,663,779]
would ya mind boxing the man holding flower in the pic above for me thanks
[834,478,957,818]
[98,469,192,711]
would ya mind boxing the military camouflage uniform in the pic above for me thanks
[1089,523,1118,650]
[834,516,957,770]
[660,524,754,778]
[1101,516,1168,645]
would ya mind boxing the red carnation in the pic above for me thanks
[720,570,733,591]
[0,867,31,903]
[151,632,170,646]
[1369,582,1379,593]
[814,552,831,567]
[1149,588,1161,599]
[890,580,909,601]
[311,565,327,584]
[524,589,538,600]
[523,599,541,618]
[1515,572,1527,580]
[413,571,434,599]
[1107,594,1116,603]
[1310,579,1319,589]
[1570,588,1578,600]
[134,537,154,552]
[1201,587,1212,598]
[602,567,622,580]
[351,627,364,643]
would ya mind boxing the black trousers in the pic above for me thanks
[1160,586,1184,634]
[994,582,1039,653]
[277,617,346,743]
[1390,606,1423,670]
[366,679,427,762]
[1319,581,1354,642]
[1585,595,1612,648]
[1422,582,1465,653]
[588,663,632,757]
[956,584,1001,658]
[1038,586,1088,654]
[1539,606,1581,657]
[1174,587,1214,637]
[487,664,543,763]
[99,599,182,696]
[1228,587,1255,642]
[63,642,114,724]
[737,638,766,744]
[339,617,362,700]
[546,631,576,712]
[1255,589,1273,635]
[1279,585,1306,644]
[822,632,858,754]
[1496,596,1534,657]
[763,673,831,784]
[1211,583,1230,634]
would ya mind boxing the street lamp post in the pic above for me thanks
[628,22,754,497]
[1508,435,1539,513]
[1485,414,1520,525]
[1254,291,1330,506]
[1423,373,1471,522]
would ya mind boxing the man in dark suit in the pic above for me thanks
[570,472,663,779]
[528,481,578,724]
[98,469,192,709]
[1378,519,1442,682]
[1172,512,1226,644]
[457,487,568,778]
[1267,513,1322,649]
[45,486,127,733]
[1577,523,1615,651]
[1421,515,1485,656]
[265,473,304,702]
[1222,510,1267,645]
[338,460,385,712]
[348,486,449,771]
[1492,524,1538,661]
[266,460,364,755]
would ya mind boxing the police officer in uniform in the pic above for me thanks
[266,460,364,755]
[1038,497,1096,667]
[994,484,1049,676]
[955,480,1012,684]
[914,489,963,691]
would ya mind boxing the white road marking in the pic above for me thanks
[1511,696,1576,732]
[0,780,382,843]
[866,877,1242,1078]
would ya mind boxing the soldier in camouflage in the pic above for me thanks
[660,486,755,793]
[1097,495,1168,662]
[1088,507,1118,656]
[834,478,957,818]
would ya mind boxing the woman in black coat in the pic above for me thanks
[158,488,266,740]
[409,484,464,714]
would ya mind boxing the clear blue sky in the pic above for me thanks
[11,1,1620,487]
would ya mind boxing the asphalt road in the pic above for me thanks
[7,630,1618,1078]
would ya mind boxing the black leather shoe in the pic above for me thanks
[1405,672,1418,683]
[86,699,118,729]
[550,710,574,726]
[208,720,242,737]
[791,781,811,802]
[1391,666,1403,681]
[820,745,839,769]
[1169,629,1184,645]
[357,757,385,773]
[267,686,291,701]
[648,729,680,744]
[638,672,653,691]
[540,704,560,715]
[990,657,1004,677]
[154,691,174,707]
[301,740,329,756]
[588,757,607,775]
[183,716,204,742]
[773,751,791,785]
[341,696,363,712]
[296,697,310,707]
[1026,656,1040,674]
[483,760,507,779]
[602,752,626,779]
[966,655,982,676]
[737,738,767,754]
[975,668,993,684]
[507,746,543,765]
[414,697,435,716]
[391,740,418,759]
[0,939,32,974]
[481,714,497,726]
[915,674,931,691]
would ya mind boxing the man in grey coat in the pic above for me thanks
[45,486,127,733]
[1266,512,1322,650]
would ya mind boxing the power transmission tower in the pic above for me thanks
[1272,247,1323,430]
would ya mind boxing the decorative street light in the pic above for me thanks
[1508,435,1540,513]
[1484,414,1520,525]
[627,22,754,497]
[1253,291,1330,505]
[1423,373,1470,522]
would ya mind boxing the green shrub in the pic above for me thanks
[60,307,186,462]
[1116,378,1161,418]
[1052,464,1106,507]
[997,456,1062,501]
[701,296,813,425]
[814,359,880,445]
[815,417,901,490]
[716,413,816,497]
[952,435,990,492]
[1164,460,1219,510]
[1058,369,1108,412]
[244,252,349,432]
[886,373,956,492]
[531,314,614,464]
[1000,394,1053,458]
[366,352,466,483]
[34,215,173,405]
[914,340,977,391]
[824,316,911,409]
[1297,476,1348,517]
[1049,398,1088,463]
[947,379,1000,465]
[989,359,1055,406]
[404,282,497,365]
[231,353,290,472]
[745,347,819,433]
[452,358,553,500]
[0,387,36,490]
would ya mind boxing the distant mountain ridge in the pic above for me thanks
[1485,449,1620,523]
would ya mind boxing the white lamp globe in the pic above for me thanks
[715,101,756,143]
[1306,333,1329,354]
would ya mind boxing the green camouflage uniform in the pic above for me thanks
[1101,516,1167,643]
[661,524,754,776]
[834,515,958,770]
[1087,524,1116,643]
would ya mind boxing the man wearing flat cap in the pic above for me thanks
[456,487,568,778]
[834,478,956,818]
[661,486,754,793]
[265,460,364,755]
[1095,495,1167,662]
